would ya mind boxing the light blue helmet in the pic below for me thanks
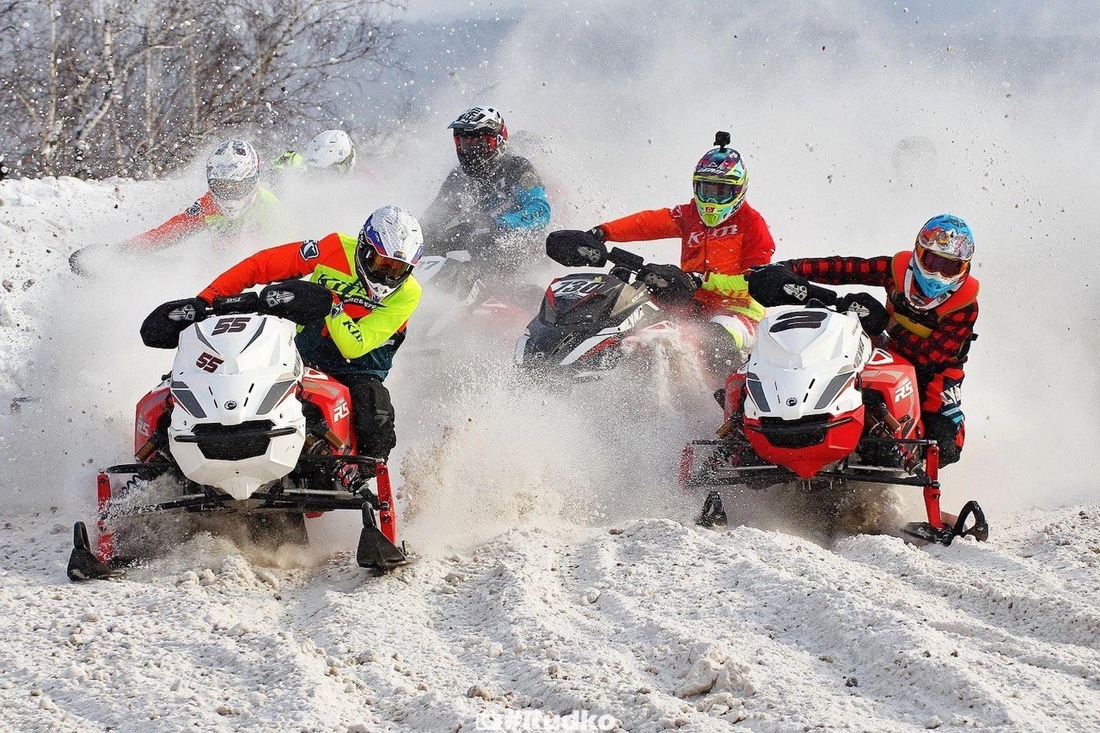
[355,205,424,303]
[906,214,974,310]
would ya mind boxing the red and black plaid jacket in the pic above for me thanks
[779,255,978,377]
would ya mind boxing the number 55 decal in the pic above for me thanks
[196,352,224,373]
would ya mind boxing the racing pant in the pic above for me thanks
[919,367,966,466]
[338,374,397,462]
[701,312,759,382]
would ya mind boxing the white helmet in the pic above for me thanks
[303,130,356,173]
[207,140,261,220]
[355,205,424,305]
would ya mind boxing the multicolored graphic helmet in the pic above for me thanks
[905,214,974,310]
[355,205,424,304]
[206,140,261,220]
[692,145,748,228]
[449,106,508,175]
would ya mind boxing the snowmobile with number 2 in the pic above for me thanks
[681,268,988,546]
[67,281,410,581]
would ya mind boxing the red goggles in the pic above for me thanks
[454,133,498,155]
[917,246,968,278]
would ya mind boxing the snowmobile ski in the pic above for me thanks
[67,522,116,581]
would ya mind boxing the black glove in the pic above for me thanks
[837,292,889,335]
[638,263,699,306]
[748,264,837,307]
[140,298,209,349]
[546,229,608,267]
[259,280,335,325]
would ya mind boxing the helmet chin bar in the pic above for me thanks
[215,190,257,221]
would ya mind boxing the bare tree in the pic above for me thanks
[0,0,401,178]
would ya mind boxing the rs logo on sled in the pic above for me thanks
[195,352,224,373]
[895,379,914,401]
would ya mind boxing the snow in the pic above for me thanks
[3,3,1100,727]
[1,507,1098,731]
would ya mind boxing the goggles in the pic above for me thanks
[454,133,498,155]
[916,245,968,279]
[694,180,740,205]
[209,177,256,201]
[357,240,412,284]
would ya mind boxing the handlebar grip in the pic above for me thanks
[606,247,644,272]
[211,292,261,316]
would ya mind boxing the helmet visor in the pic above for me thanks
[694,180,739,205]
[917,245,968,279]
[210,177,256,201]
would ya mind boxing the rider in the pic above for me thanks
[421,106,551,268]
[550,133,776,376]
[196,205,424,463]
[126,139,281,250]
[776,214,979,465]
[272,129,357,175]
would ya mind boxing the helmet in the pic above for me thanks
[692,146,748,228]
[448,106,508,175]
[355,205,424,304]
[905,214,974,310]
[303,129,356,174]
[207,140,260,220]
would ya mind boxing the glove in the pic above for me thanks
[546,229,608,267]
[259,280,335,325]
[837,292,889,335]
[747,264,838,307]
[638,263,699,306]
[140,297,208,349]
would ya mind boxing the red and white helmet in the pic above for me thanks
[448,106,508,175]
[303,129,356,174]
[206,140,260,220]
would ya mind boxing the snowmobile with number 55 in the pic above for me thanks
[67,280,410,581]
[681,265,988,546]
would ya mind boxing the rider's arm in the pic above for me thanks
[740,205,776,270]
[198,236,329,301]
[421,168,465,233]
[125,193,217,251]
[781,255,893,288]
[498,164,551,231]
[895,301,979,371]
[326,277,423,359]
[596,208,680,242]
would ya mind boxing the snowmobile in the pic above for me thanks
[67,280,410,581]
[515,244,680,378]
[680,265,988,546]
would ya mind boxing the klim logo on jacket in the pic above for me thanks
[686,223,739,244]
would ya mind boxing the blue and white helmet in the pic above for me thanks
[355,205,424,303]
[905,214,974,310]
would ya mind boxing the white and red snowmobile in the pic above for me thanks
[681,265,988,546]
[67,280,410,581]
[515,242,682,378]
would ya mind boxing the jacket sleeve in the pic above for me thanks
[597,208,680,242]
[741,210,776,270]
[125,197,210,251]
[325,277,423,359]
[198,238,322,302]
[498,163,551,231]
[421,169,464,234]
[780,256,894,288]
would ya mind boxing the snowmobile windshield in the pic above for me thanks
[693,180,739,205]
[917,246,967,279]
[210,177,257,201]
